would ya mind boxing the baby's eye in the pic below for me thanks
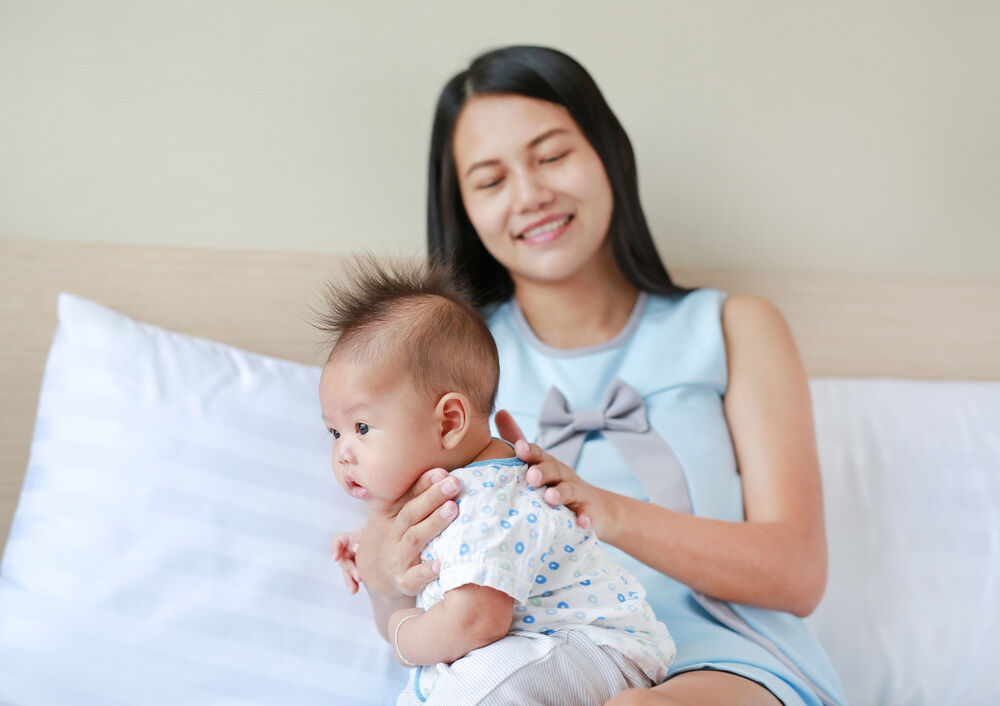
[356,422,369,435]
[329,428,340,439]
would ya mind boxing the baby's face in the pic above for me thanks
[319,354,444,512]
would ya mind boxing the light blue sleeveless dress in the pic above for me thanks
[486,289,847,706]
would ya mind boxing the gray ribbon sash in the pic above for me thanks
[537,380,838,706]
[536,378,692,514]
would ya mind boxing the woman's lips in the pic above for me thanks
[516,215,573,244]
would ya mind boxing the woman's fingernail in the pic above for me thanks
[431,560,441,574]
[430,468,447,482]
[515,440,529,456]
[440,500,458,519]
[441,477,459,495]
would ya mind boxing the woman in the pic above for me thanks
[339,46,847,706]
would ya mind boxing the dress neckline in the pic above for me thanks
[510,291,649,358]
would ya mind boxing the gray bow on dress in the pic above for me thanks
[536,378,692,514]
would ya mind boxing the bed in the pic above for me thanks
[1,236,998,705]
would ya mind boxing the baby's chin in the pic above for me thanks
[359,493,396,513]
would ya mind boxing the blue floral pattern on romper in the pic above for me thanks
[417,457,675,686]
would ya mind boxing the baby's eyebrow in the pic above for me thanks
[324,402,367,422]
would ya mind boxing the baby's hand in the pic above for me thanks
[332,530,362,594]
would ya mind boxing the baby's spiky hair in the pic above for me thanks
[315,256,499,417]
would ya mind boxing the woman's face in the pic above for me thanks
[451,94,615,288]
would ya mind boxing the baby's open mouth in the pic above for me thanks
[345,477,368,499]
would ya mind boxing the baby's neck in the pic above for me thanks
[451,424,515,469]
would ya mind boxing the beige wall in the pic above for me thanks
[1,1,997,282]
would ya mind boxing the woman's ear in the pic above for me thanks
[435,392,471,450]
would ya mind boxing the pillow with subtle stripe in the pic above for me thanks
[0,293,405,705]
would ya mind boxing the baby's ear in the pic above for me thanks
[435,392,470,449]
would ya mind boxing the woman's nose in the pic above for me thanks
[512,169,553,213]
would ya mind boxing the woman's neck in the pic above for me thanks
[513,263,639,350]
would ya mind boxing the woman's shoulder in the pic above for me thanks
[645,286,726,316]
[719,293,796,358]
[639,287,729,341]
[720,293,785,325]
[718,293,806,403]
[645,289,791,346]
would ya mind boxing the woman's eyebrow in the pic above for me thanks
[527,127,570,149]
[463,127,572,177]
[465,158,501,178]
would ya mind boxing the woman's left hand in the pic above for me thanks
[495,409,608,533]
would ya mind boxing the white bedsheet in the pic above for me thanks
[807,378,1000,706]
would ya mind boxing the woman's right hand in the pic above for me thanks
[495,409,609,534]
[352,467,462,599]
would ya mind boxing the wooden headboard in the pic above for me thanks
[2,236,999,550]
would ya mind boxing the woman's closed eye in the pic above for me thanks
[541,150,570,164]
[477,175,504,190]
[356,422,370,435]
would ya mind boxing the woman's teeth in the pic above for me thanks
[520,216,571,239]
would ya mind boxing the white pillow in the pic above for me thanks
[806,378,1000,706]
[6,295,999,706]
[0,294,406,705]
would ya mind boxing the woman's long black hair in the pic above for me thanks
[427,45,687,307]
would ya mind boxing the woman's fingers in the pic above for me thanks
[384,475,461,594]
[393,475,461,539]
[392,496,458,590]
[397,560,442,595]
[403,467,450,503]
[524,453,574,489]
[514,439,547,465]
[547,482,595,532]
[494,411,549,469]
[494,409,526,446]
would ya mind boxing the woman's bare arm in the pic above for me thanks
[504,295,828,616]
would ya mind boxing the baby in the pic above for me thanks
[317,259,675,706]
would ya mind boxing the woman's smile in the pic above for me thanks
[516,214,574,244]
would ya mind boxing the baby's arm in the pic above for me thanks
[388,584,514,666]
